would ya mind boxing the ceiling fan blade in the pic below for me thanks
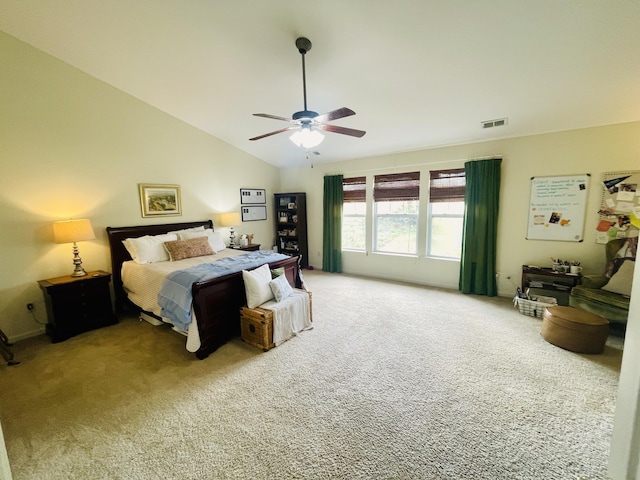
[253,113,292,122]
[318,124,366,138]
[249,126,297,141]
[314,107,356,123]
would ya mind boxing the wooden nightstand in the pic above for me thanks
[233,244,261,252]
[38,270,117,342]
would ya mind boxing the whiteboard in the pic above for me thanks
[526,174,590,242]
[241,205,267,222]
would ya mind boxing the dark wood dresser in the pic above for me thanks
[38,270,117,342]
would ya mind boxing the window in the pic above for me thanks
[373,172,420,254]
[342,176,366,250]
[428,168,465,258]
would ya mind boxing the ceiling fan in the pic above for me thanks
[249,37,366,149]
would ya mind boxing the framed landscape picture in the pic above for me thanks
[138,184,182,217]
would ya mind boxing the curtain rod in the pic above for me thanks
[326,155,502,177]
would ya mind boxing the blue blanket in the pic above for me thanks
[158,251,290,332]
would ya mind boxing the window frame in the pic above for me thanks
[427,168,466,259]
[342,176,367,251]
[373,172,420,255]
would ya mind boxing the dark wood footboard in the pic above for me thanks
[106,220,301,359]
[192,256,301,359]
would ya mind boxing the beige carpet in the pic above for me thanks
[0,270,623,479]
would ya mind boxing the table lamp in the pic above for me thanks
[53,219,96,277]
[219,212,242,248]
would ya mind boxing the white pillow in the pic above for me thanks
[122,233,178,264]
[179,229,226,252]
[242,264,274,308]
[602,259,635,296]
[168,226,205,236]
[269,274,294,302]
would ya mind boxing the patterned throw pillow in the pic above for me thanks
[163,237,214,261]
[269,274,294,302]
[179,229,226,252]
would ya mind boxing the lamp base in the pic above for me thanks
[70,243,88,277]
[229,227,238,248]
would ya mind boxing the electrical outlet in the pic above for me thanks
[26,303,34,311]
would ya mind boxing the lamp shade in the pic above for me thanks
[53,219,95,244]
[219,212,242,227]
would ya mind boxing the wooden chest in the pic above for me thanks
[240,305,276,351]
[240,291,312,351]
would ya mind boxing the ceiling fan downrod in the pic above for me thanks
[294,37,317,120]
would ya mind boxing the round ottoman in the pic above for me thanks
[541,306,609,354]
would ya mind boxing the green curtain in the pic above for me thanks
[459,158,502,296]
[323,175,344,273]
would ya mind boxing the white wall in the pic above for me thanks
[280,122,640,295]
[0,31,280,342]
[608,257,640,478]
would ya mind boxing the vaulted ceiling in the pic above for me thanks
[1,1,639,167]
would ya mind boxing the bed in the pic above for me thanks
[106,220,302,359]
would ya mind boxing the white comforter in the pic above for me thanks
[121,248,246,352]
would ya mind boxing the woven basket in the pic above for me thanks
[514,296,557,318]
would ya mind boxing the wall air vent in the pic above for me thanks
[481,118,508,129]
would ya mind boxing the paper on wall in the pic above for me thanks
[616,201,635,213]
[631,208,640,229]
[617,190,635,201]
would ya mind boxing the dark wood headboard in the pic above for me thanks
[106,220,213,312]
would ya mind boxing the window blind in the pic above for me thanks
[429,168,465,203]
[373,172,420,201]
[343,176,366,203]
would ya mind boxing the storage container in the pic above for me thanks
[240,291,312,351]
[514,295,557,318]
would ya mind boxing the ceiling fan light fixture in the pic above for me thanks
[290,127,324,149]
